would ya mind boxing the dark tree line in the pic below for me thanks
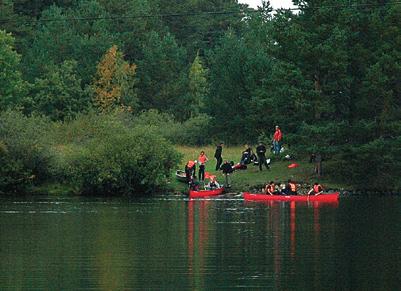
[1,0,401,189]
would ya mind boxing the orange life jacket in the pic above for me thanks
[187,160,195,168]
[269,184,275,193]
[313,184,322,193]
[289,182,297,192]
[198,155,207,164]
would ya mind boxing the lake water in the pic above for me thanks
[0,194,400,290]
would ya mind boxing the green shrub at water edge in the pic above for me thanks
[56,113,181,195]
[0,111,53,193]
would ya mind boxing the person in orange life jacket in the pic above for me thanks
[272,125,282,155]
[283,179,297,195]
[264,181,278,195]
[185,160,196,182]
[308,183,323,196]
[198,151,209,181]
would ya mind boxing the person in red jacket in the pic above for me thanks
[273,125,282,155]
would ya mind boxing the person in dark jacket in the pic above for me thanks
[256,142,270,171]
[241,145,255,165]
[214,142,223,171]
[220,160,234,187]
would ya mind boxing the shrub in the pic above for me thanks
[0,141,32,194]
[58,113,180,195]
[0,111,53,193]
[174,114,212,145]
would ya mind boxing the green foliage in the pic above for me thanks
[188,52,208,116]
[28,60,89,120]
[0,140,31,194]
[132,110,212,146]
[331,137,401,190]
[56,113,180,195]
[137,31,190,120]
[132,109,181,141]
[154,0,245,58]
[206,31,254,143]
[96,0,162,62]
[0,30,27,110]
[0,111,53,193]
[22,2,118,84]
[174,114,212,146]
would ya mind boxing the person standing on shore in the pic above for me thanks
[256,142,269,171]
[214,142,223,171]
[198,151,209,182]
[220,160,234,187]
[273,125,282,155]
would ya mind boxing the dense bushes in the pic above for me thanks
[0,111,53,193]
[0,110,180,195]
[55,113,181,195]
[132,110,212,145]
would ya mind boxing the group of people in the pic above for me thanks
[185,142,232,190]
[264,181,323,196]
[239,142,270,171]
[185,125,323,195]
[185,151,209,182]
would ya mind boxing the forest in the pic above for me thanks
[0,0,400,194]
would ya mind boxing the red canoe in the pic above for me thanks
[189,187,225,198]
[243,192,340,202]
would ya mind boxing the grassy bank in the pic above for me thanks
[171,145,349,194]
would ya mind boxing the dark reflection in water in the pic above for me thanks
[0,195,400,289]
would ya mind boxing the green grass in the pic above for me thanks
[170,145,348,193]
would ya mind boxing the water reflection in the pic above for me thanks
[187,200,211,289]
[2,196,401,290]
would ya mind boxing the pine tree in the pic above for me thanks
[189,51,208,116]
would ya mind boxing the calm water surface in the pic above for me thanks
[1,194,401,290]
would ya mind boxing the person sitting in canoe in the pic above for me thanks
[282,179,297,195]
[308,182,323,196]
[185,160,196,182]
[264,181,278,195]
[206,176,220,190]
